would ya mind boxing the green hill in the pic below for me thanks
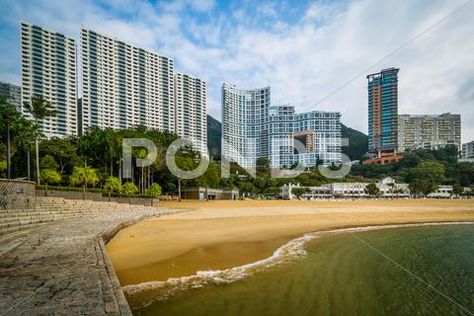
[207,115,368,161]
[341,124,368,161]
[207,115,221,158]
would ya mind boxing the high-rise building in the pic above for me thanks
[81,28,175,132]
[398,113,461,152]
[461,141,474,160]
[222,83,341,168]
[367,68,399,156]
[222,84,271,167]
[0,81,21,111]
[268,105,341,167]
[20,22,77,137]
[174,73,207,153]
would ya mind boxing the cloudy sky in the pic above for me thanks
[1,0,473,141]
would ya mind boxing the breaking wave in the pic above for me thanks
[123,221,473,309]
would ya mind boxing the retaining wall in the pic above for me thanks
[36,189,158,206]
[0,179,36,209]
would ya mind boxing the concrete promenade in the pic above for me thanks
[0,207,182,315]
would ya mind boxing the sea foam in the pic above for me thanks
[123,221,474,309]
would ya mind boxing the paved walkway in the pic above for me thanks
[0,208,182,315]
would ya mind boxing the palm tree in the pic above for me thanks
[15,119,40,180]
[23,96,57,184]
[104,176,121,202]
[146,183,162,206]
[0,96,20,179]
[70,167,100,200]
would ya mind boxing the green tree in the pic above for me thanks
[40,155,59,171]
[292,187,310,199]
[452,183,463,197]
[0,96,21,179]
[0,160,6,178]
[238,181,256,198]
[70,167,100,199]
[256,157,270,169]
[23,96,57,184]
[446,162,474,187]
[14,118,39,180]
[197,161,220,201]
[104,176,121,201]
[136,148,148,194]
[122,181,138,203]
[146,183,162,206]
[364,182,380,197]
[173,153,198,201]
[41,137,80,173]
[40,169,62,196]
[409,179,436,197]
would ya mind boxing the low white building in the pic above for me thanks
[281,177,411,199]
[324,182,367,198]
[281,183,332,200]
[377,177,410,197]
[428,185,453,198]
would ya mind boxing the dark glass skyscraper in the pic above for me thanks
[367,68,399,155]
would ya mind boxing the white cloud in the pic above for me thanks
[1,0,473,142]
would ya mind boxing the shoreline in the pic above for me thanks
[106,200,474,290]
[122,220,474,310]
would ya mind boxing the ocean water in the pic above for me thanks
[130,223,474,316]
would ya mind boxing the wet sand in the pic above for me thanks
[106,199,474,286]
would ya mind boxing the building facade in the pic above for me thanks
[0,81,21,111]
[397,113,461,152]
[461,141,474,160]
[222,83,341,168]
[21,22,77,137]
[81,28,175,132]
[281,177,410,200]
[174,73,207,153]
[367,68,399,155]
[222,84,270,167]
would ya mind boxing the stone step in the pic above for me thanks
[1,207,158,221]
[0,212,89,223]
[0,218,57,231]
[0,222,49,237]
[0,209,104,219]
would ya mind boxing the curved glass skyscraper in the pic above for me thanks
[222,83,270,167]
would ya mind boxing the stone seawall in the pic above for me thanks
[0,207,186,315]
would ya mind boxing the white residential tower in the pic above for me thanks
[20,22,77,137]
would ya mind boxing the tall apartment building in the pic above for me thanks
[268,105,341,167]
[81,28,175,132]
[222,83,341,168]
[174,73,207,153]
[222,84,271,167]
[398,113,461,152]
[367,68,399,156]
[20,22,77,137]
[461,141,474,159]
[0,81,21,111]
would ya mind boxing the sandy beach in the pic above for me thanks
[106,199,474,286]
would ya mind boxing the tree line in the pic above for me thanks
[1,96,473,199]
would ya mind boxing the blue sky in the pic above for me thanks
[1,0,473,141]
